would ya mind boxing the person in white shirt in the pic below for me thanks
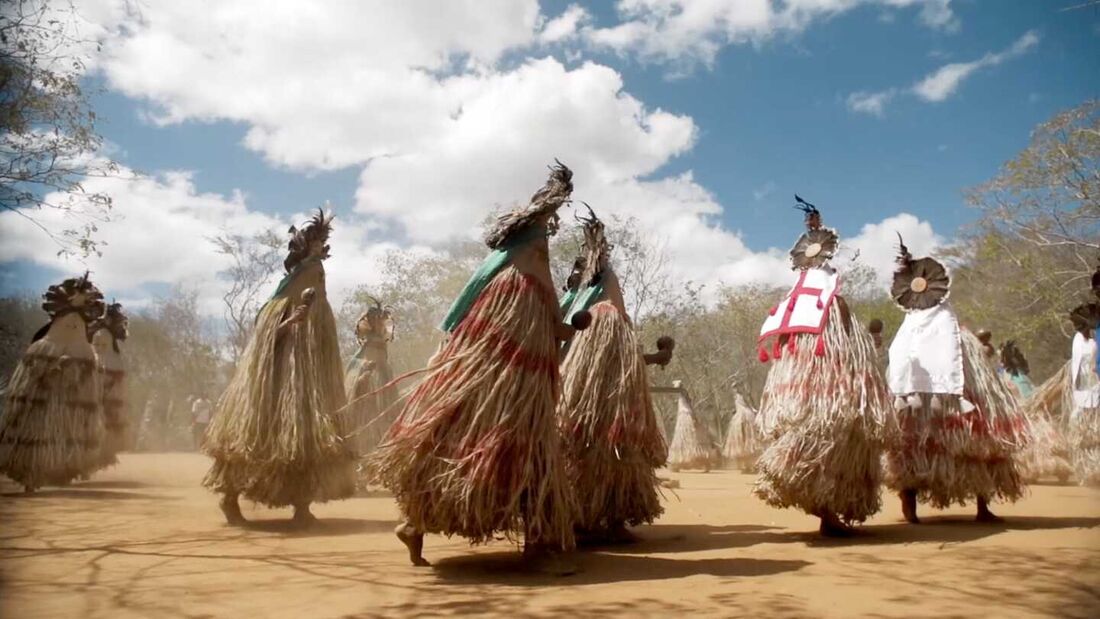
[191,396,212,450]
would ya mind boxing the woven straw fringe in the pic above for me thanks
[0,338,105,489]
[668,395,718,470]
[96,367,128,470]
[1015,369,1072,482]
[369,267,577,549]
[203,295,356,507]
[753,305,889,524]
[344,354,398,456]
[1044,358,1100,486]
[723,397,760,471]
[884,330,1030,508]
[1069,405,1100,486]
[558,301,666,531]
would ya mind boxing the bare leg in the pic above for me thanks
[395,521,429,566]
[219,493,247,526]
[292,501,318,527]
[975,496,1003,523]
[900,489,920,524]
[818,511,854,538]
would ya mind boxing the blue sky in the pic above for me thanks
[1,0,1097,309]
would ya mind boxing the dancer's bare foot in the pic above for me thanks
[976,497,1003,523]
[219,494,247,526]
[522,545,578,576]
[818,512,854,538]
[292,503,318,528]
[395,522,429,566]
[607,522,641,545]
[900,489,920,524]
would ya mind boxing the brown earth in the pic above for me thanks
[1,453,1098,618]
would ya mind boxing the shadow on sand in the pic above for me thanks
[238,517,396,538]
[597,515,1100,554]
[72,480,151,490]
[430,548,810,586]
[0,488,166,501]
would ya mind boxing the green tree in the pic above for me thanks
[949,100,1099,380]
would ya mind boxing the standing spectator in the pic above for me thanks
[191,395,212,450]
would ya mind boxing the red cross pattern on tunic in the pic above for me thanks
[757,268,840,363]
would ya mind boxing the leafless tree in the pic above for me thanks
[210,230,283,360]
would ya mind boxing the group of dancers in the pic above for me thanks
[0,277,130,491]
[1,162,1097,576]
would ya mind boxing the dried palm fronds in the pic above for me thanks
[0,334,105,490]
[754,304,889,525]
[92,328,128,469]
[722,393,760,472]
[558,300,666,532]
[203,275,356,507]
[370,267,576,549]
[668,383,718,472]
[884,329,1031,507]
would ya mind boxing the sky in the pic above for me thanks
[1,0,1098,314]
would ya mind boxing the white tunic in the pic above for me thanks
[888,303,964,396]
[1071,332,1100,412]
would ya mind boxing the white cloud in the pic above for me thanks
[584,0,958,69]
[0,168,402,314]
[846,89,898,117]
[753,181,777,201]
[847,30,1040,116]
[539,4,591,43]
[0,165,939,312]
[1,1,950,312]
[845,212,942,286]
[912,30,1040,102]
[917,0,959,33]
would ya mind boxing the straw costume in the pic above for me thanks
[753,197,889,536]
[722,393,760,473]
[886,240,1029,523]
[344,300,397,456]
[203,209,356,526]
[667,380,719,472]
[0,275,106,492]
[1068,297,1100,486]
[371,163,587,571]
[1002,341,1072,483]
[90,303,129,468]
[557,207,673,543]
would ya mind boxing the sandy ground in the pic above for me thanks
[1,453,1098,619]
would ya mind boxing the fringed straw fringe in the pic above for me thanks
[369,267,576,549]
[203,295,356,507]
[558,301,666,531]
[0,338,105,489]
[885,330,1029,507]
[344,353,398,455]
[668,392,718,471]
[723,396,760,472]
[754,305,889,524]
[1066,359,1100,486]
[1030,363,1070,427]
[95,367,127,470]
[1015,371,1073,483]
[1069,405,1100,486]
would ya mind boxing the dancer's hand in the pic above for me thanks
[571,310,592,331]
[277,303,310,335]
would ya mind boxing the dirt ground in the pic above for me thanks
[1,453,1098,618]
